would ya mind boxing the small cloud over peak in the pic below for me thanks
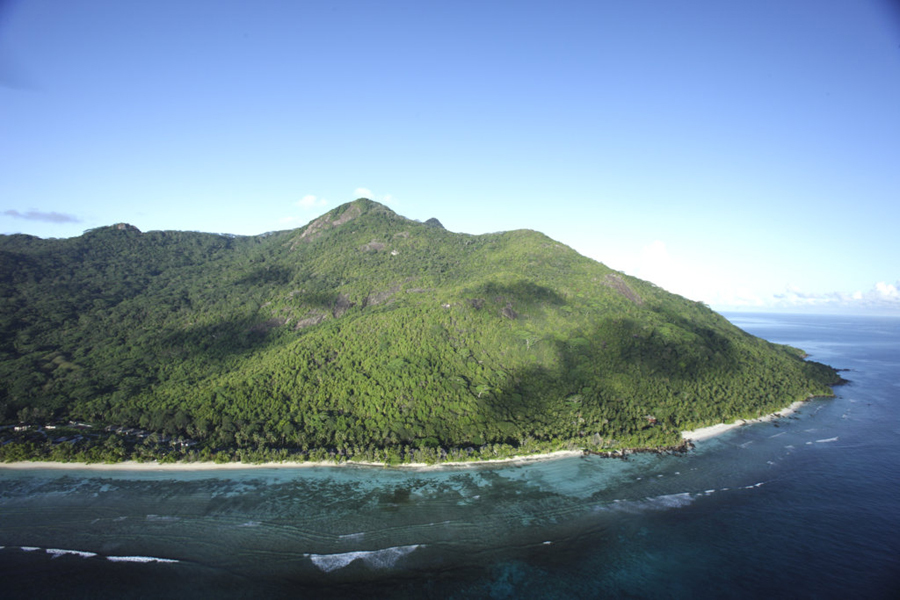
[3,209,81,223]
[297,195,328,210]
[278,194,330,228]
[354,188,399,207]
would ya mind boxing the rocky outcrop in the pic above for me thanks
[332,293,354,318]
[360,240,387,252]
[500,302,518,319]
[295,311,327,330]
[602,273,643,305]
[364,285,401,307]
[292,203,363,247]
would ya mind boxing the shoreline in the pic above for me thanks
[0,399,815,473]
[680,399,806,442]
[0,450,584,473]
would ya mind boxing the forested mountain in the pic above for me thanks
[0,199,840,463]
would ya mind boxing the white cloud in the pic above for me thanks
[629,240,720,304]
[769,281,900,312]
[562,238,899,314]
[641,240,669,266]
[712,288,768,309]
[3,209,81,223]
[297,194,328,209]
[632,240,672,283]
[354,187,399,207]
[875,281,899,299]
[276,194,329,228]
[608,238,900,314]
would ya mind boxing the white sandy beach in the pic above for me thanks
[0,450,584,472]
[680,399,806,442]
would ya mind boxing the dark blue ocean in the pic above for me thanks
[1,313,898,598]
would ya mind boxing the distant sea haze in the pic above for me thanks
[1,313,898,599]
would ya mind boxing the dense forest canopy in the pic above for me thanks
[0,199,840,463]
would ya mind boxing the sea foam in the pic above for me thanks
[146,514,180,522]
[107,555,180,563]
[238,521,261,528]
[601,492,695,514]
[46,548,98,559]
[306,544,422,573]
[10,545,176,564]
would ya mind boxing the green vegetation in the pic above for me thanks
[0,199,841,464]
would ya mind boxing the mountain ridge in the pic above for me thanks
[0,199,841,464]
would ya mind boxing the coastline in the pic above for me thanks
[0,450,584,472]
[680,399,806,442]
[0,399,813,472]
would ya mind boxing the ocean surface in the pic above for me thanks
[1,312,898,599]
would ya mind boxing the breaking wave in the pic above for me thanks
[306,544,422,573]
[47,548,98,559]
[4,545,178,564]
[596,481,771,513]
[106,555,180,563]
[599,492,695,514]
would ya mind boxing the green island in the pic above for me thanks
[0,199,842,465]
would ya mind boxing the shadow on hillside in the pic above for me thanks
[156,287,346,365]
[463,280,566,307]
[588,317,738,380]
[292,290,342,311]
[474,316,740,445]
[159,317,286,365]
[234,266,294,287]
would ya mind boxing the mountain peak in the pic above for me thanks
[347,197,396,215]
[292,199,400,245]
[82,223,142,237]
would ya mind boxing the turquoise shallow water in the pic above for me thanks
[1,313,899,598]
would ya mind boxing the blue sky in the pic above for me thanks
[2,0,899,313]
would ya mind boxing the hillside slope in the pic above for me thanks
[0,199,840,463]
